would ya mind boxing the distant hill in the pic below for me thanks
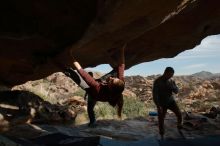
[192,71,219,79]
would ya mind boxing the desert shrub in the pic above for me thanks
[95,102,116,119]
[122,96,148,118]
[27,88,47,100]
[73,89,86,97]
[95,95,148,119]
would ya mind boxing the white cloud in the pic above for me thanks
[174,54,219,60]
[182,64,206,69]
[201,35,220,45]
[173,35,220,60]
[89,35,220,75]
[192,35,220,52]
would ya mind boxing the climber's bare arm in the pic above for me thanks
[119,43,126,65]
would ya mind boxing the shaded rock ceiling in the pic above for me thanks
[0,0,220,86]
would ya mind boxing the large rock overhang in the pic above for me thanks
[0,0,220,86]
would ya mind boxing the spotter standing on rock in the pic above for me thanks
[152,67,183,139]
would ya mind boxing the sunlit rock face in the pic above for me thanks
[0,0,220,86]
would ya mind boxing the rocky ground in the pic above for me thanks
[0,112,220,145]
[0,71,220,145]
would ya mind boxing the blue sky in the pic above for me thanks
[86,34,220,76]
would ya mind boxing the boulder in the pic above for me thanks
[0,0,220,86]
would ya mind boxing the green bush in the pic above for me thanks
[122,96,148,118]
[95,102,116,119]
[95,95,148,119]
[73,89,86,97]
